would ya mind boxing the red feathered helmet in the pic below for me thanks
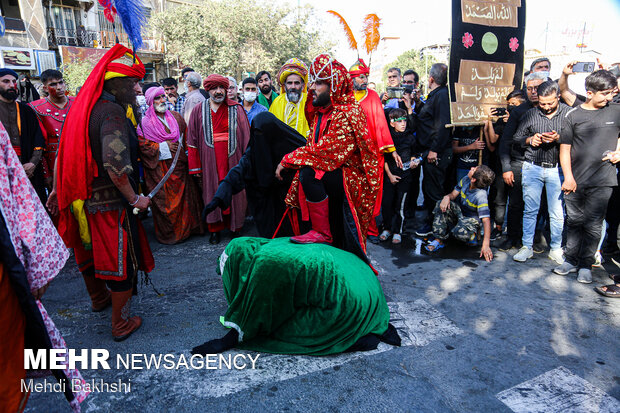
[308,53,355,106]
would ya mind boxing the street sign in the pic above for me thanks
[0,16,5,37]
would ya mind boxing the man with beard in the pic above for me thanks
[256,70,278,108]
[275,54,381,268]
[137,86,203,244]
[29,69,75,193]
[511,81,570,265]
[0,68,46,203]
[54,44,155,342]
[187,74,250,244]
[269,58,310,138]
[349,59,402,243]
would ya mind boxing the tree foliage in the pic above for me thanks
[149,0,334,80]
[382,48,437,90]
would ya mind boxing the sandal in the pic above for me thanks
[594,283,620,298]
[379,230,392,242]
[425,239,445,253]
[392,234,402,244]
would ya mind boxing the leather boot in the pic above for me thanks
[290,197,332,244]
[111,290,142,342]
[81,270,111,312]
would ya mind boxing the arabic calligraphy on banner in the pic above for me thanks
[448,0,525,125]
[454,84,515,104]
[451,103,492,122]
[458,60,516,86]
[462,0,520,28]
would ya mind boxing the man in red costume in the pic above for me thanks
[53,44,155,342]
[29,69,75,191]
[349,59,403,242]
[276,54,381,267]
[187,74,250,245]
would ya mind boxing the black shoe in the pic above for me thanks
[498,238,519,252]
[490,227,502,241]
[602,242,619,256]
[209,232,220,245]
[368,235,381,244]
[415,225,432,237]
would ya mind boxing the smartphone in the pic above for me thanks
[573,62,596,73]
[387,87,405,99]
[492,107,507,116]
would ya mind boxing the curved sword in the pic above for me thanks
[133,140,183,215]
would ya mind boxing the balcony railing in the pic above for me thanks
[47,27,98,48]
[47,27,163,53]
[98,30,163,53]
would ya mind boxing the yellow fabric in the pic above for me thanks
[126,105,137,127]
[269,92,310,138]
[354,90,367,102]
[71,200,92,249]
[104,71,130,81]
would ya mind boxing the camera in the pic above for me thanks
[386,87,405,99]
[492,107,507,116]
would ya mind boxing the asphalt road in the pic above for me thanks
[25,216,620,413]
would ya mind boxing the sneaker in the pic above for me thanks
[548,248,565,265]
[498,238,520,252]
[513,246,534,262]
[415,225,432,237]
[593,251,604,267]
[577,268,592,284]
[553,261,578,276]
[490,227,502,241]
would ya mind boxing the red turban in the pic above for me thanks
[56,44,144,248]
[349,59,370,78]
[203,74,229,91]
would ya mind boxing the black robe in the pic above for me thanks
[17,102,47,203]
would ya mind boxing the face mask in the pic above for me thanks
[244,91,257,102]
[136,95,147,106]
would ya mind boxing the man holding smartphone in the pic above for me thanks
[512,80,570,265]
[556,70,620,284]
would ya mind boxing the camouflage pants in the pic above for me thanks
[432,201,479,242]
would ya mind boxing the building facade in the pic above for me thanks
[0,0,169,83]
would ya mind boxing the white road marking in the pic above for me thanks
[131,300,463,399]
[497,366,620,413]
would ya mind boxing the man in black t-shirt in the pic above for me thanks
[555,70,620,284]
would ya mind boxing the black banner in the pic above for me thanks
[448,0,526,124]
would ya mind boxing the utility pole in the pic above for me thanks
[580,22,586,53]
[544,22,548,54]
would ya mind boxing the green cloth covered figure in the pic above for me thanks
[213,237,392,355]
